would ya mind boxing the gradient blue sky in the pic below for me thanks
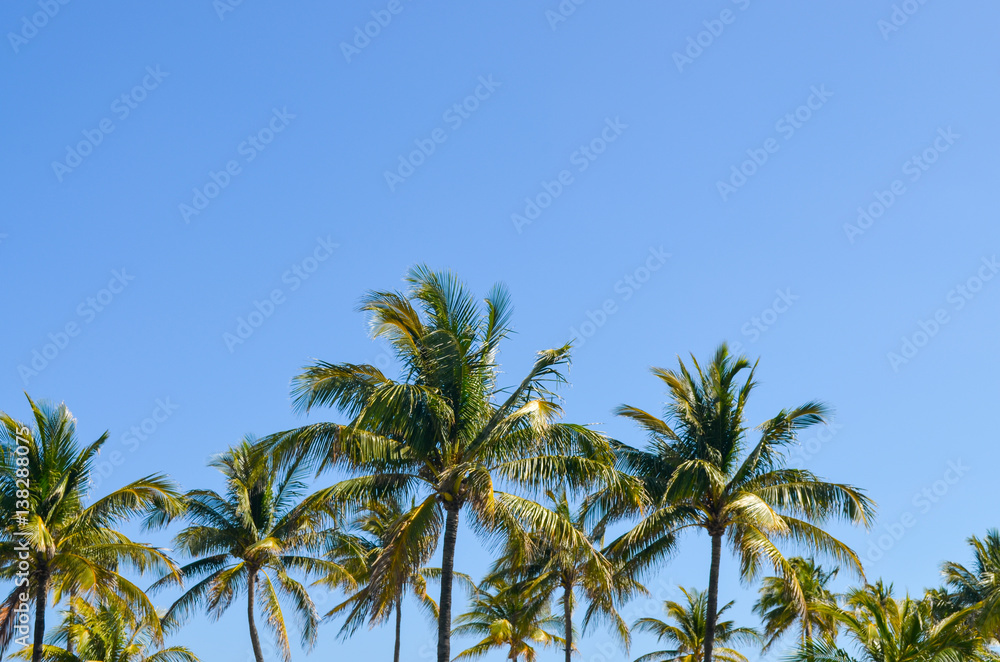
[3,1,999,660]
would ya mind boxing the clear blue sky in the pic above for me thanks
[3,1,999,660]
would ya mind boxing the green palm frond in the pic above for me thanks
[266,267,622,662]
[606,344,874,662]
[0,394,183,660]
[157,437,336,662]
[632,587,760,662]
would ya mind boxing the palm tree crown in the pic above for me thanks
[606,345,875,662]
[322,497,443,662]
[632,587,760,662]
[268,266,620,662]
[488,489,644,662]
[941,529,1000,639]
[753,557,840,649]
[453,578,565,662]
[788,582,998,662]
[0,395,183,662]
[13,596,199,662]
[154,439,345,662]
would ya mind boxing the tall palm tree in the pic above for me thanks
[941,529,1000,638]
[152,439,347,662]
[0,395,184,662]
[453,578,565,662]
[632,587,759,662]
[488,489,644,662]
[267,266,622,662]
[604,345,875,662]
[787,583,997,662]
[321,498,451,662]
[753,557,839,649]
[12,596,199,662]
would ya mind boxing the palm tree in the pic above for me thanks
[322,498,451,662]
[604,344,875,662]
[632,587,759,662]
[453,578,565,662]
[267,266,621,662]
[12,596,199,662]
[787,583,997,662]
[941,529,1000,638]
[753,557,839,649]
[0,395,184,662]
[488,489,644,662]
[152,439,348,662]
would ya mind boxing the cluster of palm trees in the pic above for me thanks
[0,267,992,662]
[620,549,1000,662]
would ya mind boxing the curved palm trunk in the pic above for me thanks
[31,568,48,662]
[394,598,402,662]
[437,505,460,662]
[563,582,573,662]
[247,573,265,662]
[703,533,723,662]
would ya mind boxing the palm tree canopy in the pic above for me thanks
[940,529,1000,638]
[753,557,840,648]
[632,587,760,662]
[606,344,875,600]
[0,395,184,656]
[453,578,565,662]
[153,438,345,662]
[322,496,446,632]
[266,266,623,622]
[11,596,199,662]
[787,582,998,662]
[487,489,645,647]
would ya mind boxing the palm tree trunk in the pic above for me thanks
[394,598,402,662]
[563,582,573,662]
[437,504,460,662]
[247,572,265,662]
[66,596,75,656]
[703,533,723,662]
[31,568,47,662]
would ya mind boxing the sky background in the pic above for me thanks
[2,1,999,660]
